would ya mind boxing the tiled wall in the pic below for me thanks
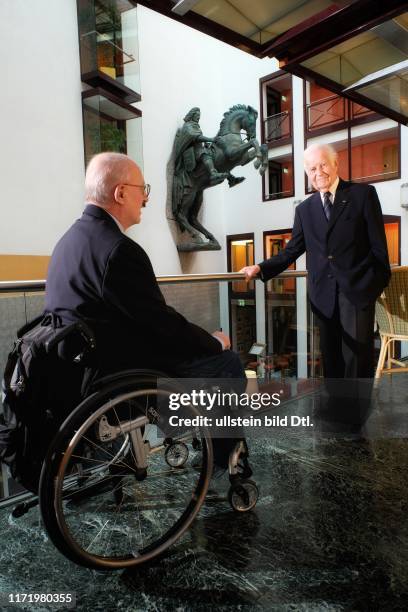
[0,283,221,399]
[161,282,220,334]
[0,293,45,383]
[0,293,45,498]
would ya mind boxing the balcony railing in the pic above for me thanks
[307,96,377,132]
[350,102,376,121]
[263,111,291,143]
[265,189,294,200]
[351,169,399,183]
[306,94,347,132]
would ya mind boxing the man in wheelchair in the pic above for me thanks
[0,152,259,570]
[45,152,250,474]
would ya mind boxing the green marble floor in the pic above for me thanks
[1,377,408,611]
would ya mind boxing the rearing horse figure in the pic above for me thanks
[172,105,268,251]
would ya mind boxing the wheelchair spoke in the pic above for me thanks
[42,382,212,569]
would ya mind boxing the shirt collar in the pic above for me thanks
[320,176,339,203]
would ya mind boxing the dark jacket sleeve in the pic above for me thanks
[101,238,222,358]
[259,207,306,281]
[364,185,391,287]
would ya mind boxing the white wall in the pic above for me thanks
[0,0,84,255]
[131,5,273,275]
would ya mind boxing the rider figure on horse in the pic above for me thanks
[174,107,225,181]
[172,104,268,250]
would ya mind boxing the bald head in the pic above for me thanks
[84,152,149,229]
[85,152,136,207]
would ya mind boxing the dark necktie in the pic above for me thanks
[323,191,332,221]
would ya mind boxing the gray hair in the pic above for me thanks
[84,152,134,206]
[304,143,338,167]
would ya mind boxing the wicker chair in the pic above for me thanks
[375,267,408,379]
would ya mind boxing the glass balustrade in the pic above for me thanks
[0,272,317,503]
[77,0,141,97]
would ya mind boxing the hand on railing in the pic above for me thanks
[212,330,231,350]
[240,265,261,280]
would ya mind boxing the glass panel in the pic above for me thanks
[264,276,314,379]
[301,12,408,121]
[351,64,408,119]
[225,239,257,363]
[263,74,292,143]
[0,275,316,503]
[83,93,140,120]
[267,154,294,199]
[82,103,142,167]
[301,16,408,88]
[152,276,316,384]
[350,126,399,183]
[229,240,255,293]
[230,299,257,363]
[384,222,400,266]
[192,0,336,43]
[77,0,140,94]
[265,231,294,294]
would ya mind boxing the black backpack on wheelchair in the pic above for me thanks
[0,313,95,493]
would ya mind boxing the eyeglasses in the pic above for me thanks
[122,183,151,197]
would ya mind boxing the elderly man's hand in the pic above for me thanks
[212,330,231,350]
[240,264,261,280]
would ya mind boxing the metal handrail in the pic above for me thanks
[82,30,135,63]
[6,267,408,293]
[266,190,294,199]
[306,93,341,108]
[352,170,398,182]
[263,110,290,122]
[0,270,308,293]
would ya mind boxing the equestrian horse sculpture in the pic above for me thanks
[172,105,268,251]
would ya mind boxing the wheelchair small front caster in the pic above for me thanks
[165,441,189,468]
[228,479,259,512]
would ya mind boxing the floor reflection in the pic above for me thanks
[0,377,408,610]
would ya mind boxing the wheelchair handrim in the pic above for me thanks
[53,388,213,568]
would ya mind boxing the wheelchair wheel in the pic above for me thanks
[165,441,189,468]
[39,376,213,570]
[228,480,259,512]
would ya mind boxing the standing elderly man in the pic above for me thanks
[45,152,245,468]
[241,143,391,387]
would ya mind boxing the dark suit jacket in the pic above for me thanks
[259,179,391,317]
[45,205,221,371]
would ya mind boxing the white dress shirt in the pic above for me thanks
[319,176,339,209]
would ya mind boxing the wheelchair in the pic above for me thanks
[35,367,259,571]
